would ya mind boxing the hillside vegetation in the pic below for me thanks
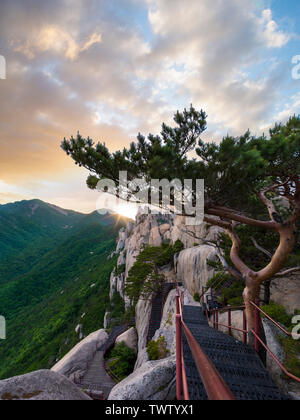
[0,200,127,379]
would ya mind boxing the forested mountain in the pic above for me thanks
[0,200,127,379]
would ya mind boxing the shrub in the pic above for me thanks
[278,336,300,378]
[108,343,136,380]
[194,293,200,302]
[147,336,169,360]
[114,264,126,277]
[125,241,184,303]
[206,272,232,292]
[261,302,293,328]
[222,282,244,306]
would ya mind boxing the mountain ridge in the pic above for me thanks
[0,199,128,379]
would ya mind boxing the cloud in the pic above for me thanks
[142,0,294,134]
[0,0,297,211]
[259,9,291,48]
[13,26,102,60]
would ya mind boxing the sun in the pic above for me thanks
[114,203,137,220]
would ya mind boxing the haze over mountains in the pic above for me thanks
[0,199,127,379]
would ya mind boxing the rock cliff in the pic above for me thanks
[107,211,300,400]
[51,329,108,382]
[0,370,91,400]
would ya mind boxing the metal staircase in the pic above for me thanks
[75,325,127,399]
[147,283,174,343]
[182,305,288,400]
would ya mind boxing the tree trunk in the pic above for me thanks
[243,277,261,346]
[243,279,266,361]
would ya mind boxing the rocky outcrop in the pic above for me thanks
[124,213,173,279]
[270,277,300,314]
[176,245,218,296]
[109,211,222,302]
[263,319,300,397]
[51,329,108,382]
[108,212,222,374]
[116,328,138,354]
[103,312,111,329]
[108,356,176,401]
[170,215,222,248]
[110,271,126,300]
[0,370,91,400]
[134,297,153,369]
[151,289,177,357]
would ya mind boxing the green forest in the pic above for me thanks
[0,199,127,379]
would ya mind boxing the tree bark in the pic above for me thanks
[241,224,296,339]
[206,218,297,343]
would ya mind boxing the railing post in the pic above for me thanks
[215,310,219,331]
[213,310,215,329]
[243,309,247,345]
[254,300,261,354]
[176,314,183,400]
[228,308,232,337]
[176,294,180,316]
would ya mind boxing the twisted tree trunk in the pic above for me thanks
[204,181,299,345]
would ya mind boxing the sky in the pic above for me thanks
[0,0,299,214]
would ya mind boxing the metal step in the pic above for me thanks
[182,305,288,401]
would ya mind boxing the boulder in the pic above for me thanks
[0,370,91,400]
[115,328,138,353]
[108,356,176,401]
[51,329,108,382]
[149,226,163,247]
[159,223,171,236]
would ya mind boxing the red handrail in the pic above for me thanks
[250,301,300,339]
[210,300,300,384]
[251,329,300,384]
[176,293,236,401]
[181,320,236,400]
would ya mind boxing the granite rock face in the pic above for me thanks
[108,212,223,374]
[0,370,91,400]
[269,277,300,314]
[176,245,219,296]
[134,296,153,369]
[115,327,138,353]
[51,329,108,382]
[108,356,176,401]
[152,289,177,357]
[170,215,220,248]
